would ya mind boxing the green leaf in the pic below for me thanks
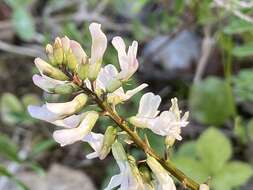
[233,69,253,102]
[0,134,21,162]
[4,0,31,9]
[196,128,232,174]
[29,139,56,158]
[232,43,253,57]
[11,7,35,41]
[0,165,29,190]
[224,19,253,34]
[21,94,41,108]
[1,93,24,125]
[212,161,253,190]
[247,119,253,141]
[173,158,209,183]
[175,141,198,159]
[189,77,235,125]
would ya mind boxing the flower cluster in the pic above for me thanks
[28,22,208,190]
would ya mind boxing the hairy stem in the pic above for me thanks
[83,86,200,190]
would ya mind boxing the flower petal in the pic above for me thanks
[69,40,87,64]
[28,105,58,122]
[83,132,104,159]
[125,83,148,99]
[46,93,87,116]
[52,114,83,128]
[138,93,161,118]
[104,174,122,190]
[32,74,66,93]
[89,22,107,65]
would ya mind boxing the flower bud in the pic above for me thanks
[77,60,89,80]
[65,49,78,72]
[54,83,79,95]
[53,37,64,65]
[112,141,127,161]
[87,60,102,81]
[46,44,56,66]
[99,126,117,159]
[34,58,68,80]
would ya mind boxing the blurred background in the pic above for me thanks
[1,0,253,189]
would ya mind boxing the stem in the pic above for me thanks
[82,87,200,190]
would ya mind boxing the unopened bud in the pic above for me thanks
[112,141,127,161]
[77,60,89,80]
[46,44,56,66]
[54,83,79,95]
[34,58,68,80]
[99,126,117,159]
[65,49,78,71]
[61,36,70,52]
[87,60,102,81]
[53,37,64,65]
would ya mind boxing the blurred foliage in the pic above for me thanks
[189,77,235,126]
[233,69,253,102]
[1,93,41,125]
[4,0,35,41]
[173,128,253,190]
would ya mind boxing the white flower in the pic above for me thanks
[146,156,176,190]
[148,98,189,140]
[53,111,99,146]
[89,23,107,65]
[105,142,145,190]
[107,83,148,105]
[112,36,139,81]
[88,23,108,80]
[83,132,104,159]
[28,93,88,123]
[129,92,161,128]
[32,74,67,93]
[96,64,120,92]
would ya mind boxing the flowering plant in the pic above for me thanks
[28,22,209,190]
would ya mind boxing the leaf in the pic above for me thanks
[247,119,253,141]
[212,161,253,190]
[11,7,35,41]
[224,19,253,34]
[4,0,31,9]
[21,94,41,108]
[196,128,232,174]
[175,141,198,159]
[29,139,56,158]
[232,43,253,57]
[0,165,29,190]
[189,77,235,125]
[1,93,24,125]
[0,134,21,162]
[233,69,253,102]
[173,157,209,183]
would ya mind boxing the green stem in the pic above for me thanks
[82,87,200,190]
